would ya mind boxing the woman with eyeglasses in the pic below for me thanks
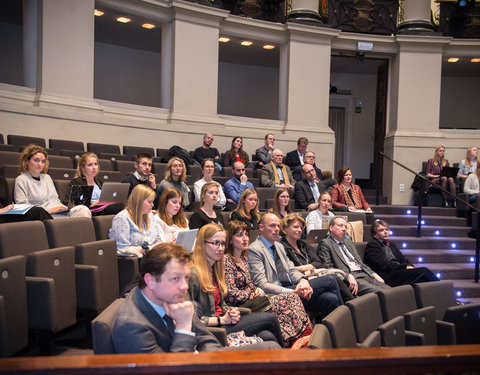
[159,157,190,208]
[188,224,284,347]
[223,220,312,347]
[267,187,291,219]
[193,158,226,207]
[230,188,260,230]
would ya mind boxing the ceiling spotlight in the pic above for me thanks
[263,45,275,50]
[142,23,155,29]
[94,9,104,16]
[471,58,480,63]
[218,37,230,43]
[116,17,131,23]
[241,41,253,46]
[448,57,459,63]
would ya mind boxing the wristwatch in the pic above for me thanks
[216,316,221,327]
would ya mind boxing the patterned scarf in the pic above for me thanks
[340,184,362,209]
[270,161,290,185]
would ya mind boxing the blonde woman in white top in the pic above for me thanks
[305,191,335,234]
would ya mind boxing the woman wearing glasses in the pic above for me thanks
[188,224,284,347]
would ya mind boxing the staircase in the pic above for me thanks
[372,205,480,304]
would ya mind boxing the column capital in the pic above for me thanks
[172,0,228,26]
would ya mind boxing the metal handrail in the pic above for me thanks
[376,151,479,283]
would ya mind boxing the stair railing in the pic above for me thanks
[377,151,479,284]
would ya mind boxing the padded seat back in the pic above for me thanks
[48,155,74,169]
[92,215,115,240]
[307,323,332,349]
[27,247,77,332]
[75,240,119,310]
[123,146,154,157]
[44,217,96,248]
[97,171,122,182]
[97,153,129,162]
[0,151,20,166]
[7,135,46,148]
[346,294,383,343]
[48,168,76,180]
[91,298,124,354]
[321,305,358,348]
[0,165,19,178]
[87,143,121,155]
[49,139,84,151]
[353,242,367,261]
[114,160,135,176]
[0,221,49,258]
[414,280,457,320]
[53,179,71,204]
[378,285,418,321]
[0,256,28,357]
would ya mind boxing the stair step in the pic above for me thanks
[388,225,471,237]
[364,196,388,205]
[452,279,480,299]
[375,214,467,227]
[390,236,476,250]
[372,205,458,217]
[402,249,475,263]
[415,263,477,287]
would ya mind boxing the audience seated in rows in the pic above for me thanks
[260,149,294,192]
[318,217,390,296]
[426,145,456,208]
[122,152,161,207]
[267,187,291,219]
[249,213,343,321]
[188,224,285,347]
[111,242,280,353]
[14,144,91,218]
[193,133,222,172]
[224,162,254,207]
[255,133,275,168]
[305,191,335,234]
[280,213,353,302]
[223,220,312,347]
[223,136,249,167]
[109,185,165,258]
[156,187,189,242]
[189,182,225,229]
[159,157,190,208]
[364,220,439,287]
[284,137,308,171]
[67,152,123,216]
[230,188,260,230]
[193,158,226,207]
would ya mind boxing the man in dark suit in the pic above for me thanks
[294,164,327,210]
[285,137,308,170]
[318,217,390,296]
[364,220,439,287]
[112,243,280,353]
[292,151,323,182]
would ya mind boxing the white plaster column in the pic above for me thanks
[384,35,449,205]
[35,0,99,110]
[398,0,434,33]
[170,1,228,125]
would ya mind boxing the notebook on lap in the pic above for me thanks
[440,167,459,178]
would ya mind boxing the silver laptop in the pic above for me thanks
[99,182,130,204]
[176,229,199,253]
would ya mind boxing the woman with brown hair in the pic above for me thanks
[230,188,260,230]
[109,184,165,257]
[426,145,456,207]
[223,136,249,167]
[223,220,312,347]
[157,187,189,242]
[188,223,284,347]
[193,158,226,207]
[159,157,190,208]
[267,187,291,219]
[330,167,372,212]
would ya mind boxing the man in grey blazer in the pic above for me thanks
[112,243,280,353]
[248,213,343,319]
[318,217,390,296]
[255,133,275,167]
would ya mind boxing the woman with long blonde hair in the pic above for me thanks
[189,182,225,229]
[230,188,260,230]
[426,145,456,207]
[458,146,478,178]
[109,184,165,257]
[188,224,284,347]
[157,187,189,242]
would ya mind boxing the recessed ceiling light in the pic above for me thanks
[241,41,253,46]
[218,37,230,43]
[94,9,104,16]
[263,45,275,50]
[447,57,459,63]
[116,17,131,23]
[471,58,480,63]
[142,23,155,29]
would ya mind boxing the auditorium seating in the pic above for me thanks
[377,285,456,345]
[87,143,121,155]
[414,280,480,344]
[91,298,124,354]
[7,135,46,149]
[49,139,84,152]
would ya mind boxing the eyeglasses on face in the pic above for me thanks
[204,241,226,249]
